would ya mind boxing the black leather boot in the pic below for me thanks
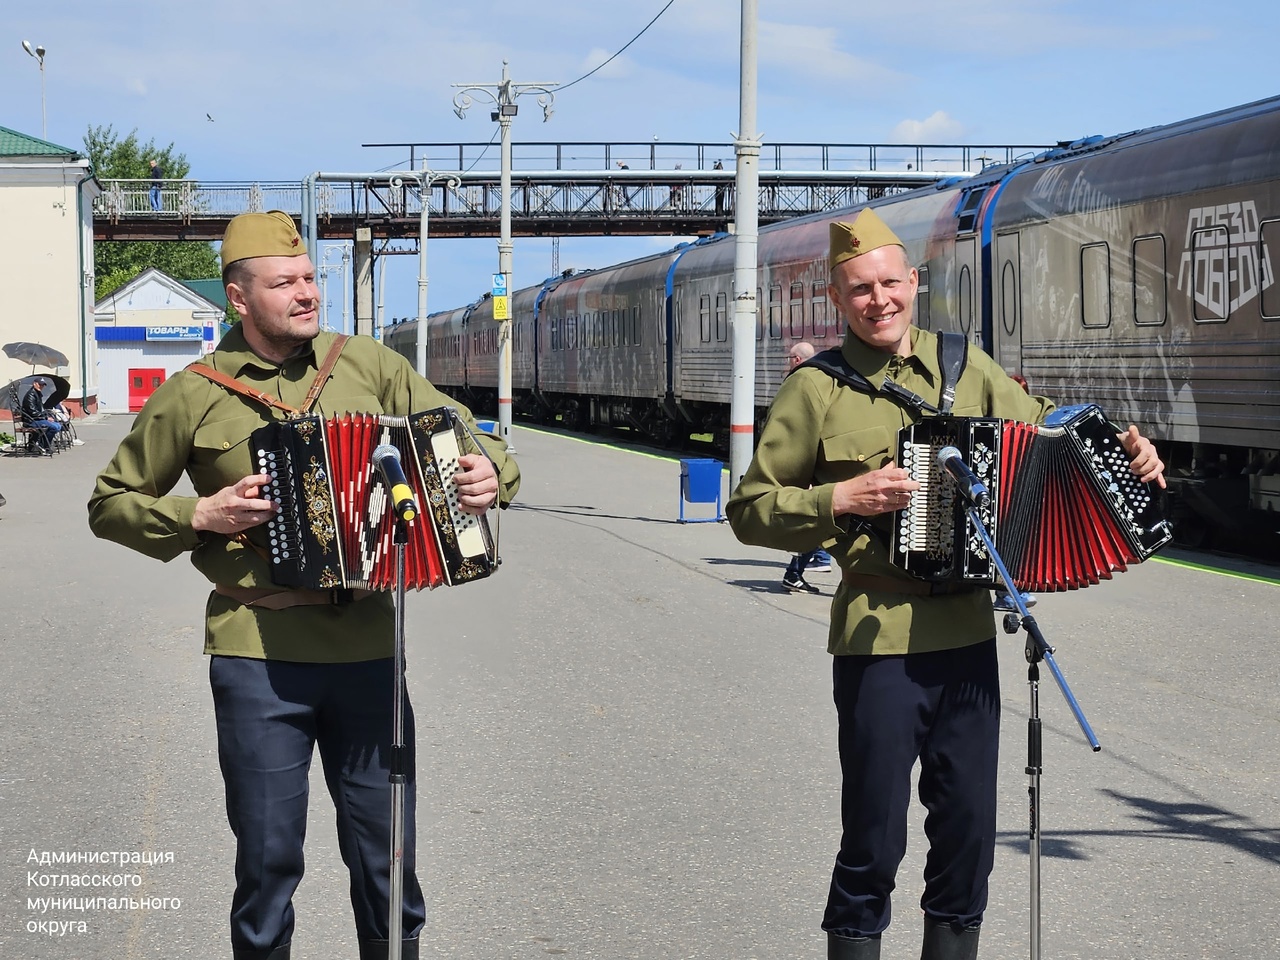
[828,931,882,959]
[357,938,419,960]
[232,945,290,960]
[920,919,980,960]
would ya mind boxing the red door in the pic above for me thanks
[128,368,166,412]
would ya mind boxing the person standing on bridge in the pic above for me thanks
[726,208,1165,960]
[149,158,163,211]
[88,210,520,960]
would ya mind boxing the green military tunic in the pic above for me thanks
[88,326,520,664]
[727,326,1053,657]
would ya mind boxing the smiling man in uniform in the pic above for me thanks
[727,207,1164,960]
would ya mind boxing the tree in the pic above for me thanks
[85,125,224,304]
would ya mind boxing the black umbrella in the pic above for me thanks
[3,374,70,410]
[2,341,70,369]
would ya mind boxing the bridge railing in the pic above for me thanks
[94,172,944,225]
[97,179,305,220]
[365,140,1049,175]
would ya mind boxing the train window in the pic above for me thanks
[1080,243,1112,328]
[700,294,712,342]
[756,287,763,340]
[631,305,641,344]
[958,265,973,334]
[789,282,805,337]
[1132,236,1168,326]
[955,188,987,233]
[768,284,783,339]
[1261,221,1280,320]
[1190,226,1229,323]
[567,316,577,349]
[810,281,828,337]
[715,292,728,341]
[916,265,930,330]
[613,309,622,346]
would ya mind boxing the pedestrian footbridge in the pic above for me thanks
[91,140,1048,242]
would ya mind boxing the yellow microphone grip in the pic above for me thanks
[391,482,417,522]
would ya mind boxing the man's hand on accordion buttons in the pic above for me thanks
[1117,425,1167,489]
[831,460,921,518]
[454,453,499,514]
[192,473,280,535]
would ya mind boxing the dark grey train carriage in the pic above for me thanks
[391,94,1280,544]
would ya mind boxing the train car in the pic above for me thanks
[382,305,471,393]
[977,97,1280,541]
[461,282,545,417]
[537,247,688,437]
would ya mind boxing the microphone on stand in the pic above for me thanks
[372,444,418,522]
[936,446,990,508]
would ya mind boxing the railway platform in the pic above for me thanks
[0,415,1276,959]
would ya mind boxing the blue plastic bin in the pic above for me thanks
[678,458,724,522]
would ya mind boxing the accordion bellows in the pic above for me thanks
[889,404,1172,592]
[252,408,497,591]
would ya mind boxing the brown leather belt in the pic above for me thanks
[214,584,376,610]
[842,571,978,597]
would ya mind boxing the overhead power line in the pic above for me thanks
[558,0,678,93]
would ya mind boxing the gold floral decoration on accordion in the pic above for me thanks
[302,457,337,552]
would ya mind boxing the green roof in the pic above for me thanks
[0,126,82,158]
[179,278,228,310]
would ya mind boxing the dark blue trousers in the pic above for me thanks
[823,639,1000,938]
[210,656,426,955]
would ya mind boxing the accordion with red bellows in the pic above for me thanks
[251,408,497,591]
[889,404,1171,592]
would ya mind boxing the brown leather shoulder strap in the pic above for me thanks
[183,333,349,417]
[300,334,349,414]
[183,363,301,416]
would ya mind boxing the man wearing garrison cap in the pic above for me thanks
[90,211,521,960]
[728,208,1165,960]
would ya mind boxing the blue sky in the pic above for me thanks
[6,0,1280,322]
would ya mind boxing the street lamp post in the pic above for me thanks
[21,40,46,139]
[392,166,460,378]
[452,61,558,451]
[319,243,351,333]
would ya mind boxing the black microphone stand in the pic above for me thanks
[962,502,1100,960]
[387,514,409,960]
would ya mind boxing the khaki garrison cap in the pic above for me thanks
[221,210,306,267]
[829,208,904,268]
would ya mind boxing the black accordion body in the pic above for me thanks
[889,404,1172,591]
[251,407,497,591]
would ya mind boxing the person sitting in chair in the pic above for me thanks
[21,378,61,455]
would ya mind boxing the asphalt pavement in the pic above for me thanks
[0,415,1276,960]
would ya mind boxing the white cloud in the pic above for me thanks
[127,78,148,96]
[579,47,633,81]
[891,111,967,144]
[758,20,907,87]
